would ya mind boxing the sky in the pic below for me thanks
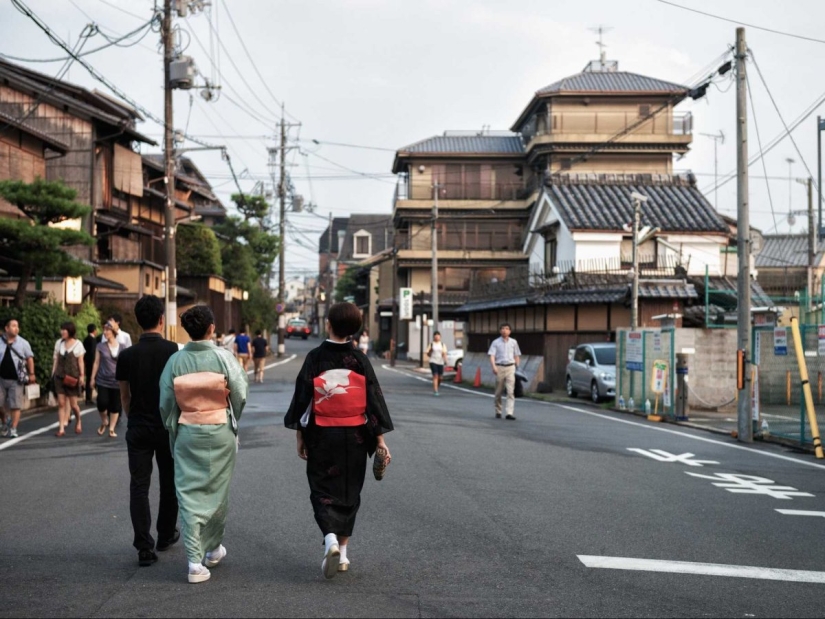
[3,0,825,280]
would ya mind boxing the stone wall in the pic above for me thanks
[675,328,738,411]
[458,352,544,393]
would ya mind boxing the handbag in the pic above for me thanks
[5,340,29,386]
[62,374,79,388]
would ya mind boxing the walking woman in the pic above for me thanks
[91,322,123,438]
[284,302,394,579]
[52,321,85,437]
[159,305,248,584]
[426,331,445,396]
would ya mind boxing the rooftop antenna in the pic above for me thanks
[589,25,613,68]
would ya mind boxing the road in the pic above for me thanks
[1,337,824,617]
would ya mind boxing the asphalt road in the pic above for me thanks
[1,337,825,618]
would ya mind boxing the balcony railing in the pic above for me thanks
[547,111,692,136]
[399,174,539,202]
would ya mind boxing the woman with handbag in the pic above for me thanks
[284,302,394,579]
[51,321,85,437]
[159,305,248,584]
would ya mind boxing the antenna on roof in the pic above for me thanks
[589,25,612,66]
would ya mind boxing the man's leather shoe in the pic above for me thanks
[156,529,180,552]
[138,549,158,566]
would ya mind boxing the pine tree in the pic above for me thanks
[0,178,94,307]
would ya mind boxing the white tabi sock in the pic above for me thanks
[340,545,348,563]
[324,533,338,553]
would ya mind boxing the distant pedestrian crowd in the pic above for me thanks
[0,298,393,585]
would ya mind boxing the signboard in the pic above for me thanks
[65,277,83,305]
[442,320,455,329]
[275,302,285,313]
[774,327,788,356]
[224,289,233,302]
[399,287,413,320]
[626,331,643,371]
[652,331,663,354]
[818,325,825,356]
[751,366,760,422]
[650,359,668,394]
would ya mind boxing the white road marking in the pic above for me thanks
[578,555,825,584]
[776,509,825,517]
[627,448,719,466]
[0,406,97,451]
[382,363,825,471]
[0,355,298,453]
[381,364,495,398]
[684,473,814,500]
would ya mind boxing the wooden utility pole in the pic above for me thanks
[808,177,816,308]
[162,0,177,342]
[431,183,439,331]
[391,236,398,367]
[735,27,753,442]
[277,106,286,357]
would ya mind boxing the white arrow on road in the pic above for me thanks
[776,509,825,517]
[627,448,719,466]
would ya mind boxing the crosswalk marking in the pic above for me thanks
[776,509,825,518]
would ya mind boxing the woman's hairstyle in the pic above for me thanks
[433,331,441,337]
[60,321,76,338]
[102,322,113,332]
[134,295,164,330]
[181,305,215,340]
[327,302,362,338]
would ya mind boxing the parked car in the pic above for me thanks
[565,342,616,403]
[285,318,311,340]
[445,348,464,369]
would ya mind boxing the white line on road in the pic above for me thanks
[380,363,825,472]
[776,509,825,517]
[0,354,299,453]
[578,555,825,584]
[381,365,495,397]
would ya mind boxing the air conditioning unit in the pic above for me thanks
[170,56,195,90]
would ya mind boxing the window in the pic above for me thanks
[639,104,651,118]
[574,347,587,363]
[352,231,371,257]
[559,158,572,171]
[145,273,150,288]
[545,238,558,273]
[155,276,160,290]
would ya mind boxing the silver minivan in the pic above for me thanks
[565,342,617,403]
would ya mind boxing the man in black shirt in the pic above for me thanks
[251,330,269,383]
[82,324,98,404]
[116,295,180,567]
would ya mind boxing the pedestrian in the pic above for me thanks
[83,323,98,404]
[426,331,445,396]
[159,305,248,584]
[108,313,133,348]
[234,327,251,371]
[251,330,268,383]
[284,302,394,579]
[0,318,36,439]
[115,295,181,568]
[488,323,521,420]
[358,329,370,356]
[91,322,123,438]
[52,321,85,437]
[222,329,236,358]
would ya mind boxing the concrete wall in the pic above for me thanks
[674,328,738,410]
[458,352,544,393]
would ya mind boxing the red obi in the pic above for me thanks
[312,369,367,427]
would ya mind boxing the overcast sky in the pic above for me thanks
[3,0,825,279]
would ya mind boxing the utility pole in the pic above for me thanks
[818,116,823,240]
[431,183,439,331]
[391,235,398,367]
[808,177,816,308]
[277,106,287,357]
[630,193,646,330]
[162,0,177,342]
[735,27,753,443]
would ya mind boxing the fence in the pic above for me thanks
[753,324,825,445]
[616,328,677,417]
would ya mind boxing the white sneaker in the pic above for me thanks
[188,564,211,584]
[321,544,340,579]
[8,427,18,438]
[205,545,226,568]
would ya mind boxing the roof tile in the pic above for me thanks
[538,71,687,95]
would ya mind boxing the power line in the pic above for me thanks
[656,0,825,45]
[745,70,778,231]
[95,0,151,21]
[298,138,396,152]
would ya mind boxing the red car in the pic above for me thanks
[286,319,311,340]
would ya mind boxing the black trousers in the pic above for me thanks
[126,425,178,552]
[84,361,94,401]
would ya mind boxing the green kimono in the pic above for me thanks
[159,340,248,564]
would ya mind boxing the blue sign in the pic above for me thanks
[774,327,788,356]
[625,331,644,371]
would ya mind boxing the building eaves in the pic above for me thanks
[638,281,697,299]
[538,287,628,305]
[755,234,825,268]
[544,174,729,234]
[457,296,530,313]
[393,134,524,173]
[0,110,69,153]
[537,71,687,96]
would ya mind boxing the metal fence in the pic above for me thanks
[616,328,677,417]
[753,324,825,444]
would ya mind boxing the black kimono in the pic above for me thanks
[284,340,394,538]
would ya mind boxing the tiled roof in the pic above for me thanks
[456,296,530,313]
[538,287,628,305]
[755,234,825,268]
[338,214,393,260]
[692,276,774,308]
[545,175,729,233]
[537,71,687,95]
[398,135,524,154]
[638,281,697,299]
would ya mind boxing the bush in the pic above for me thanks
[70,300,102,336]
[0,301,70,387]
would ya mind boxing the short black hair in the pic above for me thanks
[108,312,123,324]
[2,318,18,329]
[134,295,164,330]
[255,330,262,336]
[239,327,246,334]
[327,302,362,338]
[433,330,441,337]
[60,321,77,338]
[499,322,511,330]
[87,323,97,334]
[181,305,215,340]
[228,328,235,335]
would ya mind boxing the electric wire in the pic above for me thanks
[745,70,778,231]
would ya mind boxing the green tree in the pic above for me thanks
[0,178,94,307]
[213,216,279,287]
[335,265,360,302]
[231,192,270,223]
[242,282,277,335]
[176,223,223,277]
[0,301,70,387]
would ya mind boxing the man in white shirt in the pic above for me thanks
[488,323,521,420]
[108,313,133,348]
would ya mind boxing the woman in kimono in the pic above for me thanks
[159,305,248,584]
[284,302,394,579]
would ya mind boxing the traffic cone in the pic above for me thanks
[473,366,482,388]
[454,363,462,383]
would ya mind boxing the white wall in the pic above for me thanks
[664,235,728,276]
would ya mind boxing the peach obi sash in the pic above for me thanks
[173,371,229,425]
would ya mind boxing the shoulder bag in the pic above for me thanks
[5,340,30,386]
